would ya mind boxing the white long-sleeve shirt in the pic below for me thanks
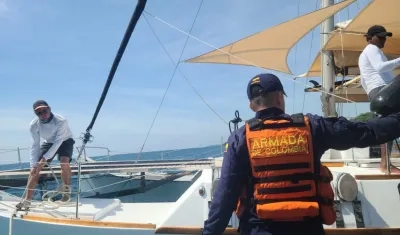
[359,44,400,94]
[29,113,74,167]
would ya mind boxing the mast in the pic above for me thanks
[320,0,336,117]
[74,0,148,219]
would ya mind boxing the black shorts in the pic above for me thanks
[40,138,75,164]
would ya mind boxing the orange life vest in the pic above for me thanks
[234,113,335,225]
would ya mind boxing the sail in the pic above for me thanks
[184,0,356,75]
[300,0,400,77]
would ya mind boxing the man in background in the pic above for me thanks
[358,25,400,174]
[16,100,75,209]
[203,73,400,235]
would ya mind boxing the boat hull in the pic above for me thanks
[79,173,196,202]
[2,216,400,235]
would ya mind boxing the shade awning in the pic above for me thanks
[300,0,400,78]
[323,0,400,54]
[184,0,356,75]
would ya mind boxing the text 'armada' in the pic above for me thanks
[249,134,308,156]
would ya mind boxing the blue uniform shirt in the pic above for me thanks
[203,107,400,235]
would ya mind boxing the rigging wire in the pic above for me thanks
[301,0,319,112]
[292,0,301,114]
[143,4,358,105]
[136,0,205,161]
[142,9,227,125]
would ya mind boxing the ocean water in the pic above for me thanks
[1,144,224,199]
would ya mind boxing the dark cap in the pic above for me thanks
[33,100,49,111]
[367,25,393,37]
[247,73,286,100]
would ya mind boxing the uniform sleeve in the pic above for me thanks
[311,113,400,150]
[42,119,70,160]
[202,129,249,235]
[365,45,400,73]
[29,122,41,168]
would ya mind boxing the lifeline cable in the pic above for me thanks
[142,10,227,126]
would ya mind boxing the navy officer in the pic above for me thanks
[203,73,400,235]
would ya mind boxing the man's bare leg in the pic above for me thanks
[380,142,400,174]
[24,174,39,201]
[16,163,46,209]
[59,156,72,201]
[60,156,71,185]
[25,163,46,200]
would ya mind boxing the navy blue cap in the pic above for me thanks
[367,25,392,37]
[247,73,286,100]
[33,100,49,111]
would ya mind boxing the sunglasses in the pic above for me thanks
[35,109,49,116]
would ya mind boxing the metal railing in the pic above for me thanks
[75,146,111,162]
[0,146,111,170]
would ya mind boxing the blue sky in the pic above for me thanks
[0,0,371,162]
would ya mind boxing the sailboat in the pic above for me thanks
[0,144,203,203]
[0,0,400,234]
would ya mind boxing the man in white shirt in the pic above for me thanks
[358,25,400,174]
[17,100,75,209]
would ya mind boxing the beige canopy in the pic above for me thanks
[184,0,356,75]
[300,0,400,78]
[185,0,400,104]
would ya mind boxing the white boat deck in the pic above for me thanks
[0,198,174,225]
[100,202,174,224]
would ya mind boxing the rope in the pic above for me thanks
[332,6,360,118]
[14,164,76,212]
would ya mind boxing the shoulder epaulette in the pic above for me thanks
[246,118,262,131]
